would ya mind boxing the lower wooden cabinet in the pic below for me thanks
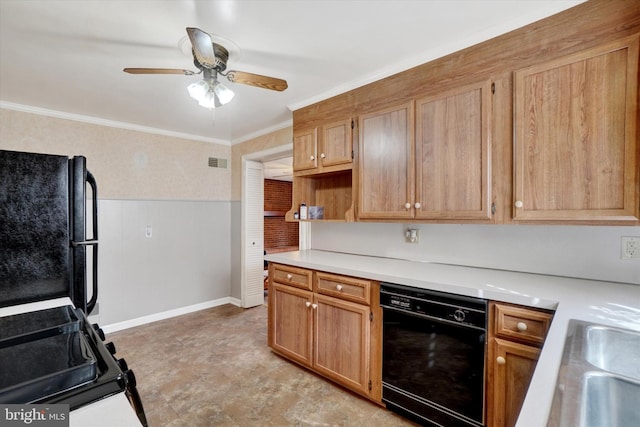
[314,294,371,395]
[486,302,554,427]
[487,338,541,427]
[270,283,313,366]
[268,264,381,402]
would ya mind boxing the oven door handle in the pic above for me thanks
[380,304,486,332]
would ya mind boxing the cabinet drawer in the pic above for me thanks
[493,303,553,346]
[315,271,371,305]
[271,264,312,290]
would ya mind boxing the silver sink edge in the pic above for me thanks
[547,319,640,427]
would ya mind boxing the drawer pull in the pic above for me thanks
[496,356,506,365]
[305,301,312,308]
[312,303,318,309]
[287,273,293,280]
[517,322,528,332]
[336,285,343,291]
[405,202,411,209]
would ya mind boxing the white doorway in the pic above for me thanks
[241,144,308,308]
[241,159,265,308]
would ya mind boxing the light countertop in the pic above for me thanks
[265,249,640,427]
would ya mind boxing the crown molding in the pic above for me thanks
[0,101,232,146]
[231,119,292,145]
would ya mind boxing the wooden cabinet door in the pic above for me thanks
[269,283,313,367]
[313,294,370,395]
[415,80,492,220]
[322,119,353,167]
[487,337,541,427]
[293,128,318,172]
[513,36,639,223]
[358,102,414,219]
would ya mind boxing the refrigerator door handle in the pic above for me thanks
[71,240,99,246]
[86,171,99,314]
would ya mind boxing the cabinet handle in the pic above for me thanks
[414,202,421,209]
[305,301,312,308]
[336,284,343,291]
[286,273,293,280]
[405,203,411,209]
[310,155,315,161]
[312,303,318,309]
[320,153,326,159]
[517,322,528,332]
[515,200,524,208]
[496,356,506,365]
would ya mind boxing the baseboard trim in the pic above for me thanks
[102,297,241,334]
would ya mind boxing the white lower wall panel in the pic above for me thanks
[96,199,231,325]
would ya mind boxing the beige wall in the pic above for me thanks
[0,108,231,201]
[230,126,292,201]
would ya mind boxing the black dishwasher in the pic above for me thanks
[381,283,487,427]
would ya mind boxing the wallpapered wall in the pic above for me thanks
[0,108,231,201]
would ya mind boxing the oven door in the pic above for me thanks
[382,308,486,427]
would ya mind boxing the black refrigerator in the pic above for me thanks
[0,149,146,426]
[0,149,98,313]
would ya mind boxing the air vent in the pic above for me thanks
[208,157,228,168]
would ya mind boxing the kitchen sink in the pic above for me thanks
[547,320,640,427]
[584,325,640,380]
[581,372,640,427]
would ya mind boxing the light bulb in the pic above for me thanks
[187,80,209,99]
[212,81,235,105]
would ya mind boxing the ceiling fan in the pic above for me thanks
[124,27,288,108]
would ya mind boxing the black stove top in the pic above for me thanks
[0,305,144,424]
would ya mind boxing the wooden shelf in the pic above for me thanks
[288,170,354,222]
[264,211,288,218]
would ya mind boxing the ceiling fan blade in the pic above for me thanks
[225,70,288,92]
[186,27,217,68]
[123,68,195,75]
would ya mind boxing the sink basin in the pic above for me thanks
[585,325,640,380]
[581,372,640,427]
[547,320,640,427]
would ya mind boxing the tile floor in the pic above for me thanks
[108,303,417,426]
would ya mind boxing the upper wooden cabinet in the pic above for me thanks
[290,119,355,222]
[513,36,640,223]
[415,80,493,220]
[358,81,493,221]
[358,102,414,219]
[322,119,353,168]
[293,119,353,175]
[293,128,318,172]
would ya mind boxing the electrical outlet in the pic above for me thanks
[621,236,640,259]
[405,228,419,243]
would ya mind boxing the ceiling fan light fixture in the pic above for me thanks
[198,90,219,109]
[212,81,235,105]
[187,80,209,99]
[187,77,234,109]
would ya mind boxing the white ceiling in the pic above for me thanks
[0,0,584,145]
[264,157,293,181]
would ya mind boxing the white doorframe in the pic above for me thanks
[241,143,304,307]
[241,159,265,308]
